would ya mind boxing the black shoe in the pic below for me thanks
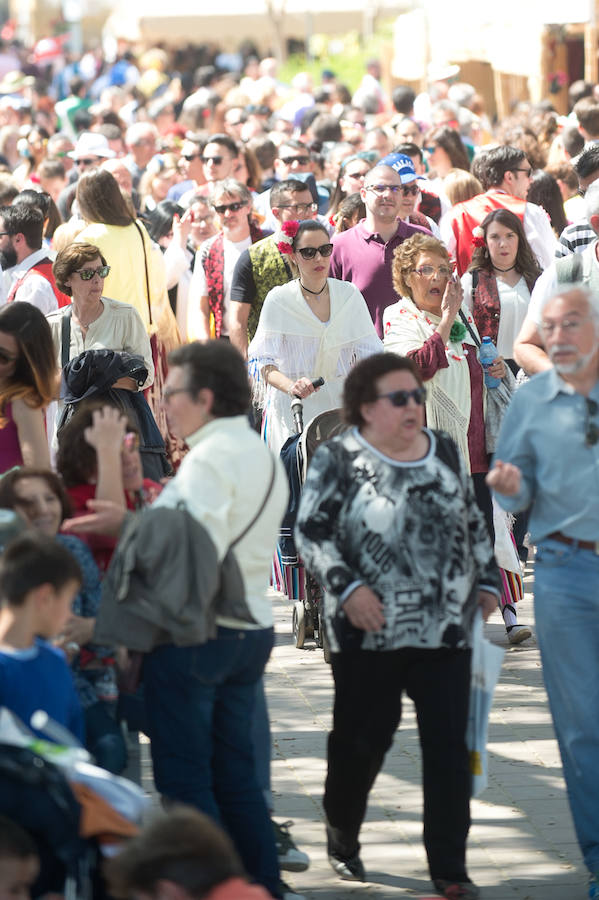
[328,850,366,881]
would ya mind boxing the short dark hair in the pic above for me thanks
[309,113,342,143]
[574,97,599,138]
[475,146,527,190]
[53,242,108,296]
[203,133,238,158]
[393,142,423,164]
[143,201,183,243]
[343,353,423,428]
[562,125,585,159]
[0,467,71,523]
[575,144,599,179]
[270,179,311,208]
[0,533,81,608]
[105,808,244,899]
[392,85,416,115]
[168,342,251,418]
[0,814,37,860]
[247,136,276,171]
[0,204,43,250]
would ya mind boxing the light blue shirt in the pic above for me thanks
[493,367,599,542]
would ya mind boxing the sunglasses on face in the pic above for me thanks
[512,166,533,178]
[280,155,310,166]
[76,265,111,281]
[400,184,420,196]
[297,243,334,260]
[76,157,99,166]
[213,201,246,214]
[201,155,223,165]
[377,386,427,407]
[182,153,201,162]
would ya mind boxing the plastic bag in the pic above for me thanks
[466,611,504,796]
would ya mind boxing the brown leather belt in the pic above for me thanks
[548,532,599,553]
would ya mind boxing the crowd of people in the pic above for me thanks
[0,36,597,900]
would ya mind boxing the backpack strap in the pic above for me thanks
[60,307,73,370]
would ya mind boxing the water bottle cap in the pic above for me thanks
[482,336,492,342]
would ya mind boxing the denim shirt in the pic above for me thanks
[493,367,599,542]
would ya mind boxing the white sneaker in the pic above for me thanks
[507,624,532,644]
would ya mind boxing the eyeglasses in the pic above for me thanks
[413,265,452,279]
[0,347,17,365]
[280,155,310,166]
[163,386,192,402]
[0,232,10,238]
[213,201,246,214]
[540,315,589,336]
[400,184,420,196]
[122,431,141,452]
[76,157,99,167]
[297,243,334,260]
[366,183,402,195]
[278,202,318,215]
[585,397,599,447]
[377,386,427,407]
[512,167,533,178]
[201,155,223,165]
[75,265,111,281]
[182,153,202,162]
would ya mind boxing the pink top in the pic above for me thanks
[0,403,23,473]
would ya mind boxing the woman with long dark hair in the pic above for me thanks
[0,302,57,471]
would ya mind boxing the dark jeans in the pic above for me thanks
[144,627,280,898]
[84,701,127,775]
[325,646,472,883]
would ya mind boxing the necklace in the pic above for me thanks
[299,279,328,296]
[492,263,517,273]
[74,302,103,328]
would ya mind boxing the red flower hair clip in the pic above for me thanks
[471,225,486,248]
[276,220,300,255]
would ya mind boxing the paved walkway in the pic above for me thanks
[136,560,589,899]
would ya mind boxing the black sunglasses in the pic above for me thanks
[297,243,333,260]
[585,397,599,446]
[377,387,427,407]
[76,264,111,281]
[76,157,99,166]
[213,201,246,214]
[182,153,202,162]
[201,155,223,165]
[280,155,310,165]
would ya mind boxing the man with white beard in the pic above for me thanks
[488,285,599,900]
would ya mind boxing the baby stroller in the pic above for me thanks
[275,387,348,663]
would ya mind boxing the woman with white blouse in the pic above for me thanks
[460,208,541,374]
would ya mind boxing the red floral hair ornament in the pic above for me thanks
[471,225,486,249]
[276,219,300,255]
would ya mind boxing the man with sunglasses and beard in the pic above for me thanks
[0,204,69,312]
[329,155,429,339]
[488,284,599,900]
[187,178,264,341]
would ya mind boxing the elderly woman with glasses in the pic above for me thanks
[383,233,505,537]
[295,352,500,898]
[248,219,381,454]
[47,242,154,391]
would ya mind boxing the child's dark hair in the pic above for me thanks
[0,814,37,859]
[0,533,81,607]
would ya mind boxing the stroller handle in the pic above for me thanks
[290,377,325,433]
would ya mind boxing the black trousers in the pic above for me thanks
[324,646,472,882]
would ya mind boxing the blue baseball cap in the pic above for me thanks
[379,153,418,185]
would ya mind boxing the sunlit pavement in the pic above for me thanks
[135,558,589,899]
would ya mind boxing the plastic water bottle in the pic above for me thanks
[479,336,500,389]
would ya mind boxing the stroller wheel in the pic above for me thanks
[292,600,306,648]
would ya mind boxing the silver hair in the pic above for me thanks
[546,281,599,328]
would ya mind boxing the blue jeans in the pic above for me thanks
[84,701,127,775]
[534,538,599,874]
[144,627,280,897]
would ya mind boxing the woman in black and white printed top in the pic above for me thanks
[295,352,501,900]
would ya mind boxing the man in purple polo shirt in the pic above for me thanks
[330,155,430,337]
